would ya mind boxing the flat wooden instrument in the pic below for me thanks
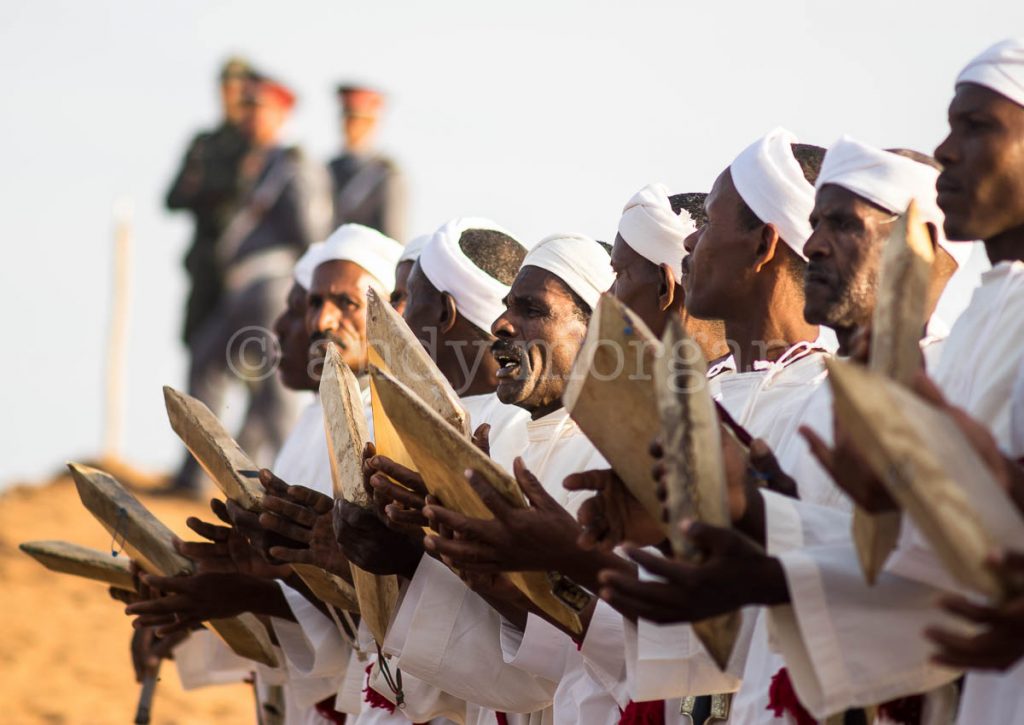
[370,365,585,635]
[653,316,741,670]
[563,293,664,522]
[68,462,279,666]
[828,359,1024,600]
[854,201,936,584]
[319,344,400,645]
[19,539,136,591]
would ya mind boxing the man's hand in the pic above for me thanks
[596,520,787,624]
[333,498,423,578]
[175,499,292,579]
[925,550,1024,671]
[130,626,188,683]
[422,457,582,575]
[563,468,664,551]
[256,470,351,578]
[364,451,431,537]
[125,572,287,635]
[801,418,897,513]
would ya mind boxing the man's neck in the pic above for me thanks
[527,399,564,421]
[985,225,1024,266]
[725,285,818,372]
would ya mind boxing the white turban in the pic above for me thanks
[617,183,695,280]
[316,223,403,291]
[419,217,524,332]
[957,37,1024,108]
[520,233,614,311]
[293,241,325,290]
[399,233,431,264]
[730,127,816,260]
[816,135,972,268]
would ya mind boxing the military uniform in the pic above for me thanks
[328,150,405,239]
[165,121,249,343]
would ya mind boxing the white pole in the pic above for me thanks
[104,197,133,460]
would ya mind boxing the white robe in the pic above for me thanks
[770,261,1024,722]
[386,407,618,723]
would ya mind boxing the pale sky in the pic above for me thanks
[1,0,1019,484]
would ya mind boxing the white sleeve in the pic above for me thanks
[173,629,254,690]
[367,657,469,723]
[385,555,557,713]
[271,581,352,679]
[579,600,629,707]
[768,542,962,719]
[762,490,853,555]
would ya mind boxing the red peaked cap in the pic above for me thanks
[259,78,297,109]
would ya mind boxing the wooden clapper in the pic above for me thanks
[854,200,936,584]
[20,540,136,591]
[828,359,1024,600]
[370,364,586,635]
[563,293,665,523]
[319,343,402,646]
[163,386,359,613]
[68,462,279,666]
[652,317,742,670]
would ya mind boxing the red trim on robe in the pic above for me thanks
[767,668,816,725]
[619,699,665,725]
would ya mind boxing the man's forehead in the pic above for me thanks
[510,265,572,303]
[610,234,645,270]
[706,169,734,212]
[951,82,1024,119]
[813,184,882,216]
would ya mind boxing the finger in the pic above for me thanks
[369,456,428,495]
[209,498,233,526]
[268,546,314,565]
[464,468,513,518]
[681,520,741,559]
[151,631,188,659]
[385,504,429,528]
[371,475,426,509]
[175,540,227,561]
[126,594,194,616]
[625,546,697,584]
[512,458,555,509]
[563,469,608,493]
[912,370,949,408]
[139,575,195,595]
[262,495,318,528]
[472,423,491,455]
[258,512,313,544]
[423,501,489,539]
[283,484,334,515]
[186,516,231,543]
[423,534,501,567]
[133,613,179,629]
[258,468,291,496]
[938,595,1004,625]
[155,617,202,637]
[800,426,837,478]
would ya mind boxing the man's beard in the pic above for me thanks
[819,267,879,331]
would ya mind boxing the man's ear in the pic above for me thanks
[753,224,781,273]
[439,292,459,334]
[657,263,677,311]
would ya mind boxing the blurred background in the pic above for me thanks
[0,0,1020,485]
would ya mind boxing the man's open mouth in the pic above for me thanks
[492,344,523,379]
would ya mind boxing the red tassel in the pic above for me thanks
[495,713,510,725]
[878,695,923,725]
[363,663,396,714]
[766,668,816,725]
[314,696,347,724]
[619,700,665,725]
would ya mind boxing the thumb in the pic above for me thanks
[681,520,736,559]
[513,457,554,508]
[472,423,491,456]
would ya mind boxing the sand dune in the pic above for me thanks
[0,469,254,724]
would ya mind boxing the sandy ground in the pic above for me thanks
[0,462,255,724]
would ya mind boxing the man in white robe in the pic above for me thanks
[760,38,1024,723]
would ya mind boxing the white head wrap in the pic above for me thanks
[617,183,695,281]
[520,233,614,311]
[419,217,524,332]
[316,223,403,291]
[730,127,816,259]
[956,37,1024,108]
[816,135,972,268]
[293,242,325,290]
[399,233,431,264]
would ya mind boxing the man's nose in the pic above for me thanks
[491,310,515,338]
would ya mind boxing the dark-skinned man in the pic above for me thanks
[129,242,358,725]
[779,39,1024,723]
[595,132,984,723]
[415,234,633,723]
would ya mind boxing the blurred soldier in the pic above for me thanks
[328,84,406,239]
[170,74,332,493]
